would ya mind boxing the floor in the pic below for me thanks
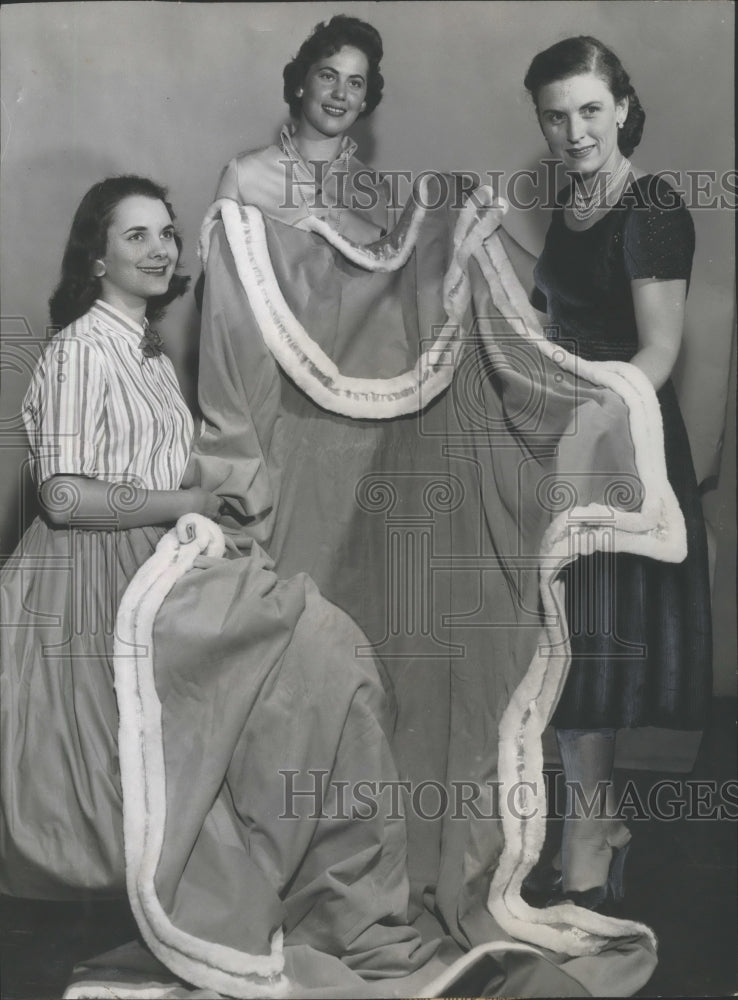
[1,699,736,999]
[540,697,738,999]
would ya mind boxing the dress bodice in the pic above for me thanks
[23,300,193,490]
[532,175,695,362]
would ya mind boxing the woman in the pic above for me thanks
[0,175,223,897]
[523,36,712,907]
[0,174,451,997]
[215,14,389,242]
[184,15,673,997]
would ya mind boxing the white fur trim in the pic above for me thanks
[298,173,430,272]
[475,234,684,961]
[198,189,507,420]
[217,200,458,418]
[480,232,684,562]
[64,981,189,999]
[114,515,291,998]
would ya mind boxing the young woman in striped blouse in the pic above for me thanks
[0,176,221,895]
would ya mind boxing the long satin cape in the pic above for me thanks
[67,184,685,998]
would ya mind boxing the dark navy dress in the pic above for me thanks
[532,175,712,729]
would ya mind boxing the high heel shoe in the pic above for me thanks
[546,841,630,911]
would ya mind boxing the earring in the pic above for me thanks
[92,259,106,278]
[296,88,303,98]
[361,101,366,111]
[617,121,624,130]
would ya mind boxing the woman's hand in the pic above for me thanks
[181,487,223,521]
[457,185,508,246]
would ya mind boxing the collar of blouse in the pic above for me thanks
[91,300,163,361]
[279,123,358,176]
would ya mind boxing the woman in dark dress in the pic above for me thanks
[523,36,712,906]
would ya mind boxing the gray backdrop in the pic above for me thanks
[1,1,734,693]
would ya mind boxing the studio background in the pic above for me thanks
[1,1,734,695]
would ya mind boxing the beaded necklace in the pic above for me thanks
[571,158,632,221]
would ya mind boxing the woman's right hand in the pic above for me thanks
[181,487,223,521]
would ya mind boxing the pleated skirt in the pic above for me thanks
[552,382,712,730]
[0,517,165,897]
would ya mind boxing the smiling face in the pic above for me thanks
[99,195,178,316]
[537,72,628,177]
[296,45,369,141]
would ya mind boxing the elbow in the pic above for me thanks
[39,477,76,526]
[655,344,682,389]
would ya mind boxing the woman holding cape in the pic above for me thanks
[68,16,687,999]
[521,36,711,910]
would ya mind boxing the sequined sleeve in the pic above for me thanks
[623,176,695,283]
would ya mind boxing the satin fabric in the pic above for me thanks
[57,180,681,996]
[113,198,661,996]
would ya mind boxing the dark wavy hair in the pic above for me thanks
[283,15,384,120]
[524,36,645,157]
[49,175,190,329]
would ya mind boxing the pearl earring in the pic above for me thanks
[92,260,106,278]
[296,88,303,98]
[617,121,624,130]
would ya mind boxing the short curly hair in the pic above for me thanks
[524,36,645,157]
[283,15,384,120]
[49,175,190,329]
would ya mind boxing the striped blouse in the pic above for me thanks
[23,300,194,491]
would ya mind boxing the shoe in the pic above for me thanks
[546,841,630,911]
[522,862,563,898]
